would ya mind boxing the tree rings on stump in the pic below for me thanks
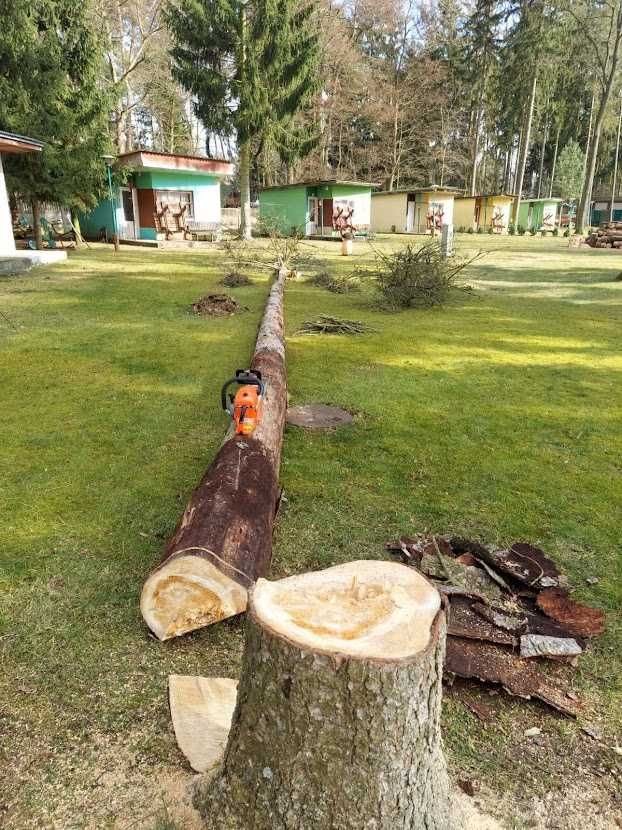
[169,675,238,772]
[195,560,454,830]
[286,403,354,429]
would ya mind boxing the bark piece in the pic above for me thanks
[140,271,287,640]
[286,403,354,429]
[519,634,582,660]
[472,602,528,634]
[536,588,605,638]
[195,560,455,830]
[445,637,581,717]
[447,596,517,646]
[477,542,561,590]
[169,675,238,772]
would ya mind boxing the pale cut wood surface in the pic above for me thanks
[253,560,441,661]
[169,675,238,772]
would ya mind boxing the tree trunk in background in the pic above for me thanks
[32,199,42,250]
[239,139,252,240]
[549,125,560,198]
[537,114,549,198]
[196,561,453,830]
[70,210,83,248]
[513,70,538,225]
[140,270,287,640]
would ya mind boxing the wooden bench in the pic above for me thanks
[185,221,221,241]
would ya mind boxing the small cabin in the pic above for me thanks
[590,196,622,227]
[454,194,515,234]
[516,198,561,232]
[258,180,374,237]
[80,150,234,243]
[370,187,458,234]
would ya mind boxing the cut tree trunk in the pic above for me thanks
[195,560,454,830]
[32,199,43,251]
[140,270,287,640]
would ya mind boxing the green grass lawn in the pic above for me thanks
[1,236,620,829]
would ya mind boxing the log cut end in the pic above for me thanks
[140,554,247,640]
[169,675,238,772]
[252,559,440,661]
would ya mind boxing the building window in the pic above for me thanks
[155,190,194,218]
[121,189,134,222]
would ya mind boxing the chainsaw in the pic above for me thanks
[221,369,264,436]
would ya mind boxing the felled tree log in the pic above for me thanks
[140,270,287,640]
[195,560,454,830]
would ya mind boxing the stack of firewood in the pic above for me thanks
[586,221,622,248]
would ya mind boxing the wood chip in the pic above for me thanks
[169,675,238,772]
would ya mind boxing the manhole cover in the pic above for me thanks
[286,404,354,429]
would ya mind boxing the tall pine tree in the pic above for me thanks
[167,0,320,239]
[0,0,112,248]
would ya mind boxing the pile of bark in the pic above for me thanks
[386,535,605,717]
[586,222,622,248]
[191,293,244,316]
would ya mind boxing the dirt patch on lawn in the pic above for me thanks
[191,293,244,316]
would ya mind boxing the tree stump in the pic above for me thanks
[195,560,454,830]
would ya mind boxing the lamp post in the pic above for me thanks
[102,154,119,251]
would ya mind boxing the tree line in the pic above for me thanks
[2,0,622,237]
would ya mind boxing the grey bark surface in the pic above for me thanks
[195,603,454,830]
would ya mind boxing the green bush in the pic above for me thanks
[530,227,538,236]
[508,223,516,235]
[457,226,465,233]
[563,229,570,237]
[552,228,559,237]
[467,226,474,234]
[517,224,526,235]
[487,226,494,234]
[365,240,482,309]
[476,226,484,234]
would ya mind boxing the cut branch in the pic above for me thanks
[140,271,287,640]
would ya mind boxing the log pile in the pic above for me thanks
[586,222,622,248]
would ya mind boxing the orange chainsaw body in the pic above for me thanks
[232,384,263,435]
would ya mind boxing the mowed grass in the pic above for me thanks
[1,235,621,828]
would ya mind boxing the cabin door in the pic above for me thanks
[307,197,319,236]
[120,187,137,239]
[406,200,415,232]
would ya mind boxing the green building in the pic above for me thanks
[258,180,374,237]
[516,198,562,231]
[80,150,233,242]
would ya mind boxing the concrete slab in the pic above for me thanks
[0,249,67,275]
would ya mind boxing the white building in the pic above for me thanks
[0,130,67,266]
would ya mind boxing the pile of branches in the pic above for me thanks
[361,241,481,309]
[296,314,375,335]
[221,272,252,287]
[586,222,622,249]
[306,270,360,294]
[219,223,317,276]
[387,534,605,717]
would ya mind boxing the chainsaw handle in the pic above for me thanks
[221,369,264,411]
